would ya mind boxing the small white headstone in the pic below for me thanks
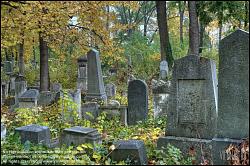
[160,60,168,79]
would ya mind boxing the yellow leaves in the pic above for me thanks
[77,146,84,151]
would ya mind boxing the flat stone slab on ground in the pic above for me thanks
[60,126,101,147]
[111,140,148,165]
[15,124,51,146]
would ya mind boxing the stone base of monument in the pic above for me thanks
[85,93,107,105]
[15,124,51,146]
[110,140,148,165]
[157,136,244,165]
[59,126,102,147]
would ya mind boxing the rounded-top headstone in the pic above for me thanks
[127,79,148,125]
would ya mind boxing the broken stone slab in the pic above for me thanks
[110,140,148,165]
[15,124,51,146]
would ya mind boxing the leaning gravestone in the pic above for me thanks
[76,55,88,93]
[127,79,148,125]
[110,140,148,165]
[15,124,51,146]
[212,29,249,164]
[159,60,168,79]
[85,49,107,104]
[60,126,102,147]
[18,89,40,108]
[157,54,218,164]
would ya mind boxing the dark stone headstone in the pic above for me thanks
[217,29,249,139]
[110,140,148,165]
[4,61,13,74]
[38,91,60,106]
[127,79,148,125]
[60,126,101,147]
[77,55,88,92]
[15,124,51,146]
[85,49,107,104]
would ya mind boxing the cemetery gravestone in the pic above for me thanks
[67,89,81,119]
[212,29,249,165]
[217,29,249,139]
[15,124,51,146]
[159,60,168,79]
[18,89,40,108]
[127,79,148,125]
[1,123,6,140]
[85,49,107,104]
[81,102,99,121]
[110,140,148,165]
[38,91,60,106]
[15,75,27,103]
[77,56,88,92]
[60,126,101,147]
[4,61,13,75]
[105,83,116,98]
[51,83,62,93]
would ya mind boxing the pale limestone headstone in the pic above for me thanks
[159,60,168,79]
[105,83,116,98]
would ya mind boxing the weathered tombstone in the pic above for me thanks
[4,61,13,75]
[108,100,120,107]
[14,75,27,103]
[1,82,9,104]
[105,83,116,98]
[127,79,148,125]
[76,56,88,93]
[9,74,17,96]
[99,105,127,125]
[67,89,81,119]
[159,60,168,79]
[81,102,99,121]
[38,91,60,106]
[15,124,51,146]
[60,126,101,147]
[1,123,6,140]
[85,49,107,104]
[152,79,171,118]
[18,89,39,108]
[110,140,148,165]
[212,29,249,164]
[157,54,218,164]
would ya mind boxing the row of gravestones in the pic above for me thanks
[1,123,148,165]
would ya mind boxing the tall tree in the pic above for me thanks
[178,1,186,47]
[156,1,173,68]
[188,1,199,55]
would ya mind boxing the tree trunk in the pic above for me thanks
[18,41,25,75]
[244,1,248,30]
[178,1,185,47]
[188,1,199,55]
[39,34,50,91]
[218,21,222,42]
[199,23,205,53]
[156,1,173,68]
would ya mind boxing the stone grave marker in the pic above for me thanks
[38,91,60,106]
[157,54,218,164]
[67,89,81,119]
[212,29,249,164]
[51,83,62,92]
[85,49,107,104]
[1,82,9,104]
[18,89,40,108]
[127,79,148,125]
[15,75,27,103]
[105,83,116,98]
[159,60,168,79]
[15,124,51,146]
[110,140,148,165]
[81,102,99,121]
[76,55,88,92]
[60,126,101,147]
[1,123,6,140]
[4,61,13,75]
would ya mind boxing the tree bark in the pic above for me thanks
[156,1,173,68]
[188,1,199,55]
[178,1,185,47]
[218,21,222,42]
[244,1,248,30]
[18,41,25,75]
[39,34,50,91]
